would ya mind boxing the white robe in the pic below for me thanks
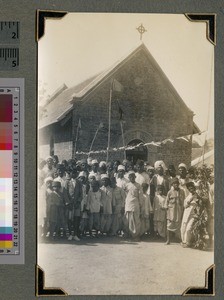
[181,193,197,244]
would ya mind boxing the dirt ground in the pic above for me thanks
[38,235,213,295]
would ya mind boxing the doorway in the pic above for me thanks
[126,139,148,164]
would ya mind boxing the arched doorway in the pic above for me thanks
[126,139,148,164]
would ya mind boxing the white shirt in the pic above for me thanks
[116,177,129,190]
[135,172,150,185]
[86,190,103,213]
[125,182,143,212]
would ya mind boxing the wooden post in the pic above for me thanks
[72,108,78,159]
[106,79,113,162]
[88,125,100,158]
[120,120,126,160]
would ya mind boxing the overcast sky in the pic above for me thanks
[38,13,214,138]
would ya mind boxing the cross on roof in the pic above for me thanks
[136,24,147,40]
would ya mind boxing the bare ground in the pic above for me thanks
[38,236,213,295]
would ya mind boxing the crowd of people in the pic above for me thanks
[38,155,214,250]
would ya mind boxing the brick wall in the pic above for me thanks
[158,139,192,169]
[39,48,195,165]
[54,141,73,162]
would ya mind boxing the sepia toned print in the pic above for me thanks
[37,13,214,295]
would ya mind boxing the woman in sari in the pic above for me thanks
[181,182,198,247]
[181,181,209,250]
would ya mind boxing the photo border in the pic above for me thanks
[0,1,223,299]
[36,10,215,297]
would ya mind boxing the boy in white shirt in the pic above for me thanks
[100,174,115,235]
[86,180,103,237]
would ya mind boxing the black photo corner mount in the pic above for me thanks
[182,264,215,296]
[36,10,67,41]
[36,265,68,296]
[185,14,216,45]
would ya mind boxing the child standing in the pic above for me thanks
[164,178,185,244]
[86,180,103,237]
[78,171,90,237]
[110,178,126,236]
[43,177,53,238]
[47,181,65,238]
[63,168,74,239]
[65,168,82,241]
[100,174,115,235]
[124,171,143,240]
[153,185,167,239]
[140,183,153,237]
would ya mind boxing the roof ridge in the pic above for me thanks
[69,42,147,102]
[39,42,199,132]
[42,83,68,108]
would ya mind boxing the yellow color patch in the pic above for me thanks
[0,241,13,248]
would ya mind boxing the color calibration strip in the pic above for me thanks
[0,78,24,264]
[0,93,13,250]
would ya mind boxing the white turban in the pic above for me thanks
[178,163,187,170]
[92,159,99,165]
[99,161,107,167]
[154,160,166,170]
[117,165,125,171]
[128,171,135,176]
[101,174,109,180]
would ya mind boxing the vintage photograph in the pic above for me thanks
[37,13,214,295]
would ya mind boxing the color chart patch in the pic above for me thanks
[0,94,12,122]
[0,179,13,248]
[0,94,13,250]
[0,79,24,264]
[0,178,12,227]
[0,123,12,150]
[0,150,12,177]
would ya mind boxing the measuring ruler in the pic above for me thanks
[0,21,20,70]
[0,21,19,44]
[0,48,19,70]
[0,78,24,264]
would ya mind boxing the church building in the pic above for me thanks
[39,43,199,167]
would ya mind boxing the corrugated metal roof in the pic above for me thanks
[38,43,145,129]
[38,73,100,129]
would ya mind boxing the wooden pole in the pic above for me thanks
[71,109,76,159]
[88,125,101,158]
[120,120,126,160]
[106,79,113,162]
[72,116,80,159]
